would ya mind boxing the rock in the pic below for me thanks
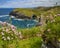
[9,11,31,19]
[32,14,37,19]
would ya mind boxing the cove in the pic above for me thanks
[0,15,38,28]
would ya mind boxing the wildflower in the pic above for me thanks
[7,36,10,40]
[4,38,6,41]
[12,28,15,31]
[11,25,16,29]
[14,31,19,35]
[55,15,57,17]
[49,15,53,20]
[1,32,4,35]
[57,14,60,16]
[47,29,51,32]
[51,20,55,23]
[46,16,49,18]
[2,27,5,31]
[2,36,6,40]
[6,29,9,32]
[7,23,11,27]
[19,35,23,39]
[11,38,13,40]
[2,22,7,26]
[2,36,5,39]
[19,32,22,35]
[52,20,55,22]
[36,33,41,37]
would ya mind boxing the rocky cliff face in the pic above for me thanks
[9,11,31,19]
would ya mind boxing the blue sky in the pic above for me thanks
[0,0,60,8]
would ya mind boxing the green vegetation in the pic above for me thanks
[0,6,60,48]
[13,6,60,17]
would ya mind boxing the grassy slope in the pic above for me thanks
[13,6,60,17]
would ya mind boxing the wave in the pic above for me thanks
[0,15,9,18]
[14,18,24,21]
[33,20,38,22]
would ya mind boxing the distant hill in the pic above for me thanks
[13,6,60,17]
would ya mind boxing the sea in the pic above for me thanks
[0,8,37,28]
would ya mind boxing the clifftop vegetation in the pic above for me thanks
[13,6,60,17]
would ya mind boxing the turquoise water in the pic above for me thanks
[0,8,38,28]
[0,15,37,28]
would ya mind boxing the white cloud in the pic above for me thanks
[0,0,60,8]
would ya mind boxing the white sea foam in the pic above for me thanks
[33,20,38,22]
[0,15,9,18]
[14,18,24,21]
[10,16,15,18]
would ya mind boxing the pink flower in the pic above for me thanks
[6,29,9,32]
[57,14,60,16]
[2,22,7,26]
[11,25,16,29]
[19,35,23,39]
[12,28,15,31]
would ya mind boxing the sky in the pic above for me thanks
[0,0,60,8]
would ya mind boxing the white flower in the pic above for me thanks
[2,36,6,40]
[47,29,51,32]
[7,23,11,27]
[51,20,55,23]
[53,20,55,22]
[7,36,10,40]
[11,38,13,40]
[2,36,5,39]
[4,38,6,41]
[46,16,49,18]
[1,32,4,35]
[19,32,22,35]
[55,15,57,17]
[2,27,5,31]
[36,34,41,37]
[14,31,19,35]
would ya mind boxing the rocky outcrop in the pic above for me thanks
[9,11,31,19]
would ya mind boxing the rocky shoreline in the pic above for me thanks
[9,11,31,19]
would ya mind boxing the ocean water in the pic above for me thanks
[0,8,37,28]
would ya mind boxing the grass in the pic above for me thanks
[0,6,60,48]
[13,6,60,17]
